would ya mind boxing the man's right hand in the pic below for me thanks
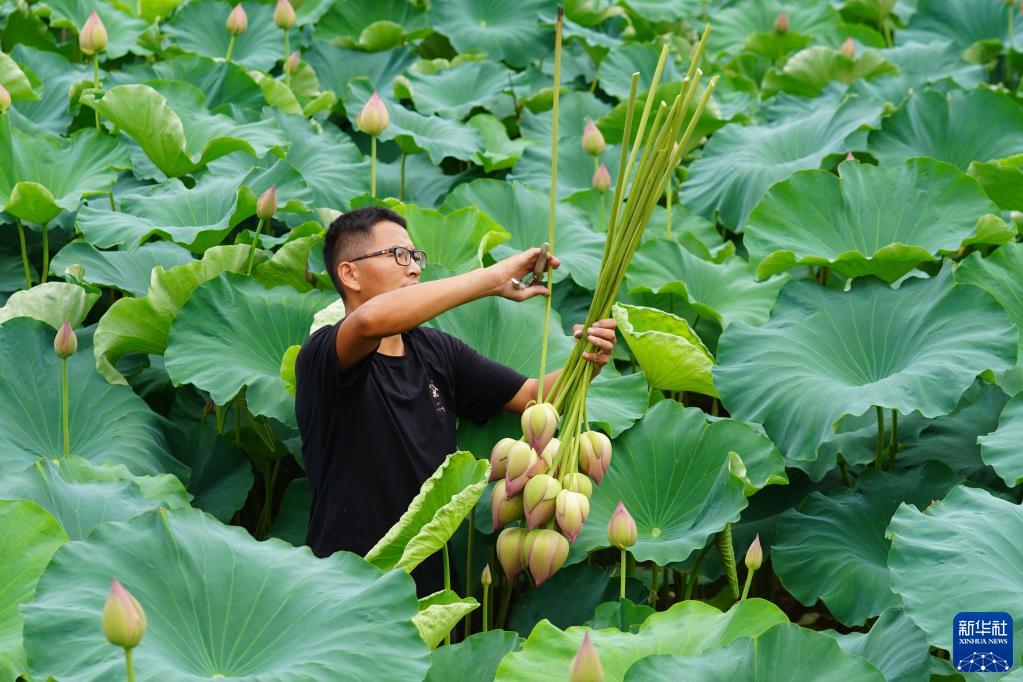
[486,247,562,302]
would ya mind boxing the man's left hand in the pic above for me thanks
[573,318,618,374]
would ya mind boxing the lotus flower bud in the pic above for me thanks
[273,0,296,29]
[845,152,855,161]
[102,579,147,649]
[841,37,856,58]
[357,92,389,136]
[523,474,561,529]
[774,11,789,34]
[556,489,589,543]
[489,437,518,481]
[581,119,605,156]
[256,185,277,220]
[578,430,612,484]
[481,564,492,587]
[521,402,558,454]
[286,50,300,74]
[54,320,77,359]
[491,479,524,530]
[539,437,559,472]
[562,472,593,498]
[607,501,637,550]
[527,529,570,586]
[0,83,9,114]
[226,4,248,36]
[570,632,604,682]
[745,534,763,571]
[504,441,537,496]
[496,527,529,580]
[592,163,611,193]
[79,11,108,55]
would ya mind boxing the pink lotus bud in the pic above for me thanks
[256,185,277,219]
[491,479,524,530]
[555,489,589,543]
[79,11,108,55]
[774,11,789,34]
[489,437,518,481]
[54,320,77,359]
[538,437,560,473]
[273,0,296,29]
[521,402,558,454]
[527,529,570,586]
[286,50,300,74]
[570,632,604,682]
[581,119,605,156]
[592,163,612,193]
[845,152,855,161]
[496,527,528,580]
[562,472,593,498]
[226,4,248,36]
[841,37,856,58]
[481,563,492,587]
[0,83,10,114]
[523,474,561,529]
[745,534,763,571]
[504,441,537,496]
[102,578,147,649]
[578,431,612,484]
[607,501,637,550]
[356,92,389,136]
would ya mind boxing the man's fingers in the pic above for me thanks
[586,334,614,352]
[593,318,617,329]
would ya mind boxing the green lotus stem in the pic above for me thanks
[1009,7,1014,53]
[497,574,513,629]
[370,136,377,198]
[685,543,711,600]
[234,393,242,447]
[61,356,70,458]
[283,29,290,87]
[92,54,101,132]
[716,523,739,600]
[537,6,563,404]
[837,454,851,487]
[882,17,893,48]
[40,223,48,283]
[443,542,452,645]
[399,152,406,201]
[875,406,885,469]
[214,404,225,434]
[15,219,31,289]
[617,548,626,599]
[650,563,660,608]
[108,190,116,212]
[245,217,267,276]
[225,34,236,61]
[124,647,135,682]
[665,175,672,238]
[464,514,474,639]
[482,582,489,633]
[740,566,755,601]
[888,409,898,470]
[599,190,606,233]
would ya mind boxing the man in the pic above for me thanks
[294,206,617,595]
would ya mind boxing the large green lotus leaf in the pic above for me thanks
[408,60,510,120]
[569,400,750,566]
[978,393,1023,487]
[623,622,885,681]
[584,372,650,438]
[0,456,188,540]
[508,565,632,637]
[0,117,128,224]
[495,599,788,682]
[51,241,193,296]
[166,415,253,523]
[149,54,266,115]
[306,43,416,104]
[347,80,482,164]
[9,45,89,134]
[706,0,846,58]
[390,201,510,274]
[714,264,1017,463]
[0,281,99,329]
[273,112,370,209]
[250,234,320,293]
[626,238,787,329]
[269,477,309,545]
[164,274,335,426]
[43,0,148,59]
[955,242,1023,369]
[314,0,429,49]
[824,608,932,682]
[762,46,899,98]
[850,41,985,108]
[164,0,284,70]
[508,134,621,200]
[594,80,725,153]
[442,179,605,290]
[0,50,35,102]
[366,451,489,572]
[21,506,431,680]
[772,463,961,627]
[745,157,1012,283]
[900,0,1023,54]
[468,113,530,172]
[81,82,287,178]
[374,151,465,207]
[612,302,716,396]
[93,245,266,384]
[0,318,183,478]
[517,90,610,146]
[869,89,1023,170]
[598,42,682,100]
[425,630,520,682]
[680,95,880,231]
[970,154,1023,211]
[428,0,550,68]
[0,499,66,682]
[888,485,1023,667]
[414,590,479,649]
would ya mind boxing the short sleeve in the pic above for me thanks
[442,332,528,425]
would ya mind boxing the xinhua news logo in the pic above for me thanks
[952,612,1014,673]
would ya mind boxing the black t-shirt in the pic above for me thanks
[294,314,527,596]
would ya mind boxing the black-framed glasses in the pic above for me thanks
[349,246,427,269]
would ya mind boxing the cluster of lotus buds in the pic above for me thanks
[489,401,614,586]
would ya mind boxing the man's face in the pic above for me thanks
[342,220,421,301]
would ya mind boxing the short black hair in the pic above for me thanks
[323,206,407,298]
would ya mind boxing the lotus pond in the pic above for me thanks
[1,0,1023,680]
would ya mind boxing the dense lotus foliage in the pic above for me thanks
[1,0,1022,680]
